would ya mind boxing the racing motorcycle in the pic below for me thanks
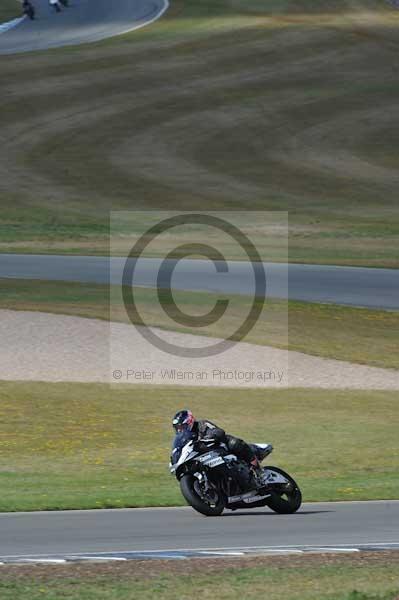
[170,431,302,516]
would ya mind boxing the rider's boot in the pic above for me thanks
[250,457,268,488]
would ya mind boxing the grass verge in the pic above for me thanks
[0,552,399,599]
[0,381,398,511]
[1,278,398,369]
[0,1,399,264]
[0,0,20,22]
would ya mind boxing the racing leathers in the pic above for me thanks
[192,419,258,468]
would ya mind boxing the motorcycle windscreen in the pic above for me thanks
[171,430,196,464]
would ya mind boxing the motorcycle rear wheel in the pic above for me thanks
[265,466,302,514]
[180,474,225,516]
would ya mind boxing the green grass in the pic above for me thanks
[0,0,20,22]
[0,0,399,265]
[0,554,399,600]
[2,278,398,369]
[0,381,398,511]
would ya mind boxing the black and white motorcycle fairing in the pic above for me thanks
[170,432,302,516]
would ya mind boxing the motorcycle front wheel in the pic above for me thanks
[180,474,225,516]
[265,466,302,514]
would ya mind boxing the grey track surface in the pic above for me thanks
[0,501,398,557]
[0,0,167,55]
[1,253,399,309]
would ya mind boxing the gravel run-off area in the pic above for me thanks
[2,310,399,389]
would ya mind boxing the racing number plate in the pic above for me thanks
[198,452,224,468]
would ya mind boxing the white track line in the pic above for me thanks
[16,558,67,564]
[0,16,25,35]
[111,0,170,40]
[309,548,360,553]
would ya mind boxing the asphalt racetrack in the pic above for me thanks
[0,0,167,55]
[0,501,398,560]
[1,254,399,309]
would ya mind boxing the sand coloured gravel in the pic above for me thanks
[1,310,399,389]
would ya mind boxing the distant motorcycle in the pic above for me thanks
[170,431,302,516]
[23,1,35,19]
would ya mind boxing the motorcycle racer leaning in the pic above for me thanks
[172,409,265,486]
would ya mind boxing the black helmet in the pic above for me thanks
[172,409,195,433]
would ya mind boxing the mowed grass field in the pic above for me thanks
[0,0,20,22]
[1,0,399,265]
[1,553,399,600]
[2,278,398,368]
[0,382,398,511]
